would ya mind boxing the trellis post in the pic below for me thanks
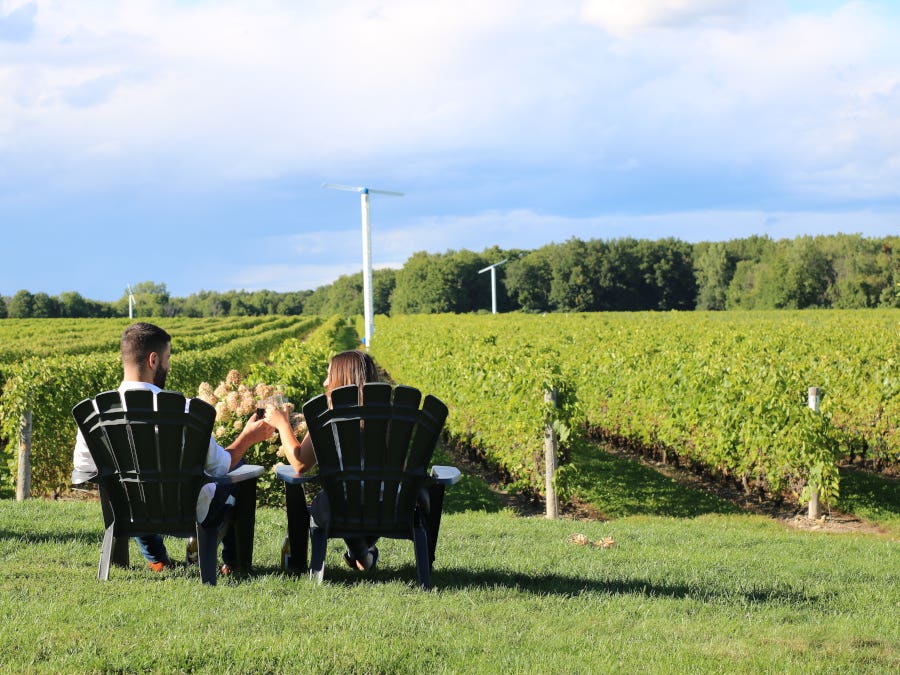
[544,389,558,519]
[16,409,32,501]
[807,387,821,520]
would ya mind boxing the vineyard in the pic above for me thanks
[370,310,899,509]
[2,310,898,514]
[0,315,356,496]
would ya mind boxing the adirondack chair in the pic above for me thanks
[276,382,460,589]
[71,389,265,585]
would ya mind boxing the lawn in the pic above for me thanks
[1,483,897,672]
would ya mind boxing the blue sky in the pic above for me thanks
[1,0,899,301]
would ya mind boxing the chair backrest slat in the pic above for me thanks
[359,383,393,527]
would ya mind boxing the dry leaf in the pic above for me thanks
[593,537,616,548]
[567,533,591,546]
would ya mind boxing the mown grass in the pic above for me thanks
[836,468,900,532]
[1,485,897,673]
[562,441,741,520]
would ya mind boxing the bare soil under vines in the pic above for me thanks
[443,436,891,536]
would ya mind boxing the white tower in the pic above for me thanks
[322,183,403,348]
[126,284,135,319]
[478,259,508,314]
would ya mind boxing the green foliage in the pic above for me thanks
[693,242,733,310]
[372,317,583,495]
[0,317,321,495]
[302,270,396,317]
[8,290,34,318]
[505,237,697,312]
[0,352,121,493]
[391,249,509,314]
[371,311,898,509]
[723,234,899,310]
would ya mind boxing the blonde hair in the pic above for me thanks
[326,350,378,399]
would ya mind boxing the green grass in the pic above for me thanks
[836,468,900,532]
[563,441,741,519]
[1,494,897,673]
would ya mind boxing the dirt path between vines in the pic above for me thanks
[442,438,892,536]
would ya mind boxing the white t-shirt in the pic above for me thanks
[72,380,231,522]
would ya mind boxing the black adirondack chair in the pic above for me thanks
[72,389,264,585]
[276,383,460,589]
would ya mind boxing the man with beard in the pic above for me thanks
[72,322,272,571]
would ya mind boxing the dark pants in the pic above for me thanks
[134,481,235,565]
[308,491,378,566]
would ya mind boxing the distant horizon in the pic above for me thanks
[1,228,895,303]
[3,1,900,301]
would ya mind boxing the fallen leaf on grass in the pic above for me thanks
[567,533,616,549]
[567,533,591,546]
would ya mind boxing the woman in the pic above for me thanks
[267,349,380,572]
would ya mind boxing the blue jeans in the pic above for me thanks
[135,535,169,564]
[133,480,236,565]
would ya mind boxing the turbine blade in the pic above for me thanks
[478,259,508,273]
[322,183,363,192]
[367,188,404,196]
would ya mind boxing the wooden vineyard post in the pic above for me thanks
[16,409,32,501]
[807,387,821,520]
[544,389,559,520]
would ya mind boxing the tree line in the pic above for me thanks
[2,233,897,319]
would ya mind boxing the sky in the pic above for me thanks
[1,0,899,301]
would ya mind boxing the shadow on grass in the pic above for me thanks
[252,563,821,606]
[566,441,741,519]
[0,529,98,545]
[836,467,900,524]
[433,567,821,605]
[441,476,502,514]
[431,446,503,514]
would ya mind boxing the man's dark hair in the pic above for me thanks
[121,322,171,370]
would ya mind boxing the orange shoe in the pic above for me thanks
[147,560,173,573]
[220,564,232,576]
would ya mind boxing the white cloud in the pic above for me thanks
[580,0,754,36]
[1,1,900,209]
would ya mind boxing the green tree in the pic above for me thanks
[117,282,170,317]
[390,251,480,314]
[58,291,90,318]
[8,290,34,318]
[756,237,835,309]
[276,290,310,315]
[0,296,7,318]
[725,260,764,309]
[694,242,733,310]
[876,237,899,307]
[635,238,697,310]
[31,292,60,318]
[372,268,397,315]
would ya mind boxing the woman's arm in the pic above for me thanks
[266,407,317,474]
[285,432,316,475]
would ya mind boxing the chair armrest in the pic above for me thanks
[430,465,461,486]
[275,463,317,485]
[71,469,97,485]
[214,464,266,485]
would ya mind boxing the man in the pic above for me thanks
[72,322,272,572]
